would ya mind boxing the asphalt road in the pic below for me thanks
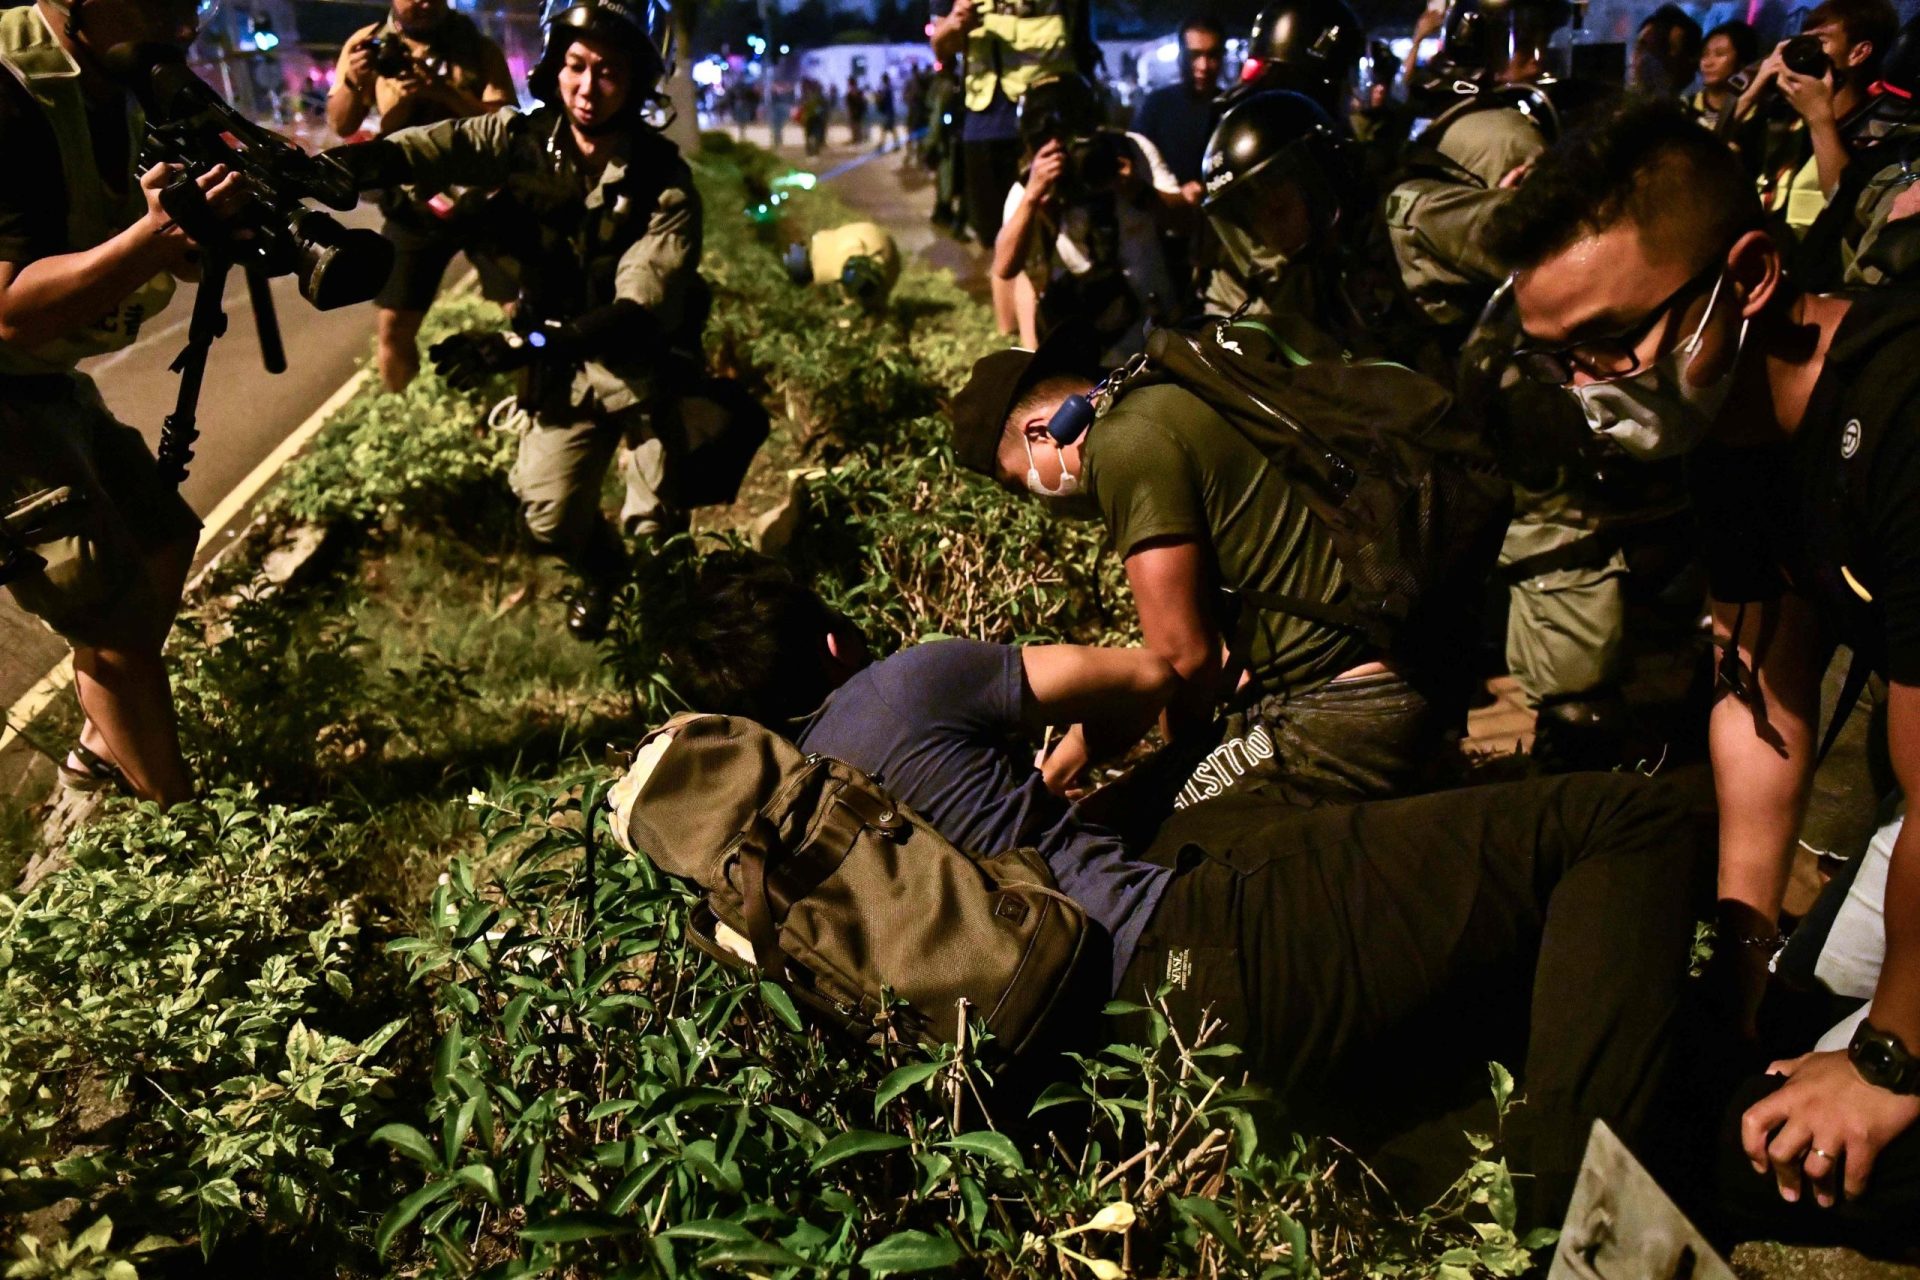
[1,204,384,757]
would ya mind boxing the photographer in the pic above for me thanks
[1727,0,1897,237]
[329,0,700,643]
[0,0,244,824]
[327,0,516,392]
[992,73,1187,361]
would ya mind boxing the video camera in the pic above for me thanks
[104,43,391,482]
[120,43,392,310]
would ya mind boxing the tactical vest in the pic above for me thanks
[962,0,1077,114]
[0,4,174,376]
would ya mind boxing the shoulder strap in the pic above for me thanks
[1815,648,1874,766]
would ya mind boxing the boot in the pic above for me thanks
[563,520,628,644]
[1530,696,1633,774]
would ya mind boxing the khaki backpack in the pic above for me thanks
[609,712,1090,1056]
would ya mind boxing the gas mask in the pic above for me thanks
[1571,272,1748,461]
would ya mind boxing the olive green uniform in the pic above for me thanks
[1083,384,1439,808]
[380,106,703,566]
[0,5,200,646]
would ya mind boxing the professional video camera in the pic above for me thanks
[104,42,391,482]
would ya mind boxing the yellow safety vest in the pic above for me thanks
[962,0,1077,114]
[0,4,175,375]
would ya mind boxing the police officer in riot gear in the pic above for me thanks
[1225,0,1364,118]
[330,0,704,641]
[1,0,246,827]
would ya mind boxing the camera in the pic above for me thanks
[1782,34,1832,79]
[123,43,392,309]
[364,34,417,80]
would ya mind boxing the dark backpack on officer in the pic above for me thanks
[610,712,1089,1056]
[1116,314,1511,677]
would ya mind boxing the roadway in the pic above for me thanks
[0,204,384,781]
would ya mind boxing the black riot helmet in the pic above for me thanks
[530,0,673,113]
[1201,90,1356,281]
[1414,0,1570,108]
[1231,0,1364,114]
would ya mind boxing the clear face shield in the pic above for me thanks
[1205,143,1332,284]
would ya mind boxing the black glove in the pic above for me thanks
[428,329,539,391]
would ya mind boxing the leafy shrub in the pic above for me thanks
[375,779,1546,1278]
[0,793,415,1265]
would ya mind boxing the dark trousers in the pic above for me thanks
[1119,773,1706,1225]
[962,137,1021,249]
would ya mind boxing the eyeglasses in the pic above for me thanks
[1512,256,1726,387]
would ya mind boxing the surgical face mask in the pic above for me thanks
[1022,434,1080,498]
[1570,271,1748,461]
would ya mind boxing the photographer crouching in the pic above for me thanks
[993,72,1190,361]
[328,0,702,641]
[327,0,516,392]
[1,0,246,830]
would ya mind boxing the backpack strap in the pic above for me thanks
[1816,646,1875,766]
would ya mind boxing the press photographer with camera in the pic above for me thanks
[0,0,255,832]
[328,0,710,643]
[1725,0,1898,236]
[327,0,516,392]
[992,72,1188,361]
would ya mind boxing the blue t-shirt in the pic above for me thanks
[796,640,1171,991]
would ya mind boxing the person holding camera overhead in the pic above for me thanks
[1724,0,1898,237]
[328,0,702,644]
[992,73,1187,362]
[328,0,516,392]
[0,0,246,833]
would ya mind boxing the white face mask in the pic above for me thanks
[1570,270,1748,461]
[1023,434,1081,497]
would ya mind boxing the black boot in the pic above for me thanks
[1530,695,1633,773]
[563,521,628,643]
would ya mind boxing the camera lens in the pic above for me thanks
[289,211,394,309]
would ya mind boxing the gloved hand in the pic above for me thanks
[429,329,538,391]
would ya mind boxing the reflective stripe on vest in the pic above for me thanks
[962,1,1075,113]
[0,5,174,374]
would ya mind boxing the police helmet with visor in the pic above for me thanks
[1231,0,1363,113]
[1201,89,1353,277]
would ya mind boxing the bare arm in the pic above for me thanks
[1124,537,1227,744]
[994,142,1061,282]
[327,29,377,137]
[1873,681,1920,1055]
[1022,644,1177,792]
[931,0,977,61]
[0,164,233,350]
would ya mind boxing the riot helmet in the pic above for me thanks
[1413,0,1570,107]
[1201,90,1354,282]
[530,0,673,114]
[1232,0,1363,114]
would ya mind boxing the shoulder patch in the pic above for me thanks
[1384,187,1422,228]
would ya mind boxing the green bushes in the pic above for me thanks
[0,139,1551,1276]
[372,782,1543,1278]
[0,794,411,1267]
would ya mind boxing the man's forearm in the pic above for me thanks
[1809,116,1850,198]
[328,85,371,137]
[0,221,171,350]
[1711,689,1817,922]
[993,198,1038,280]
[931,16,967,60]
[1873,820,1920,1051]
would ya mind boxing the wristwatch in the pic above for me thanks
[1848,1019,1920,1095]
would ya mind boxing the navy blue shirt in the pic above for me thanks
[1130,82,1216,184]
[797,640,1171,991]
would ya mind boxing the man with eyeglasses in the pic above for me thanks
[1490,96,1920,1250]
